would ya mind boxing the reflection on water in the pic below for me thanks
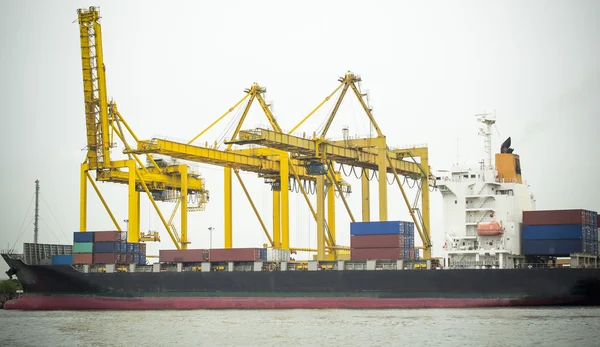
[1,308,599,347]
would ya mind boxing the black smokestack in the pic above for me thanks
[500,137,514,154]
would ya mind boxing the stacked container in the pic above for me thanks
[73,231,94,264]
[522,209,599,256]
[349,221,417,260]
[72,231,148,265]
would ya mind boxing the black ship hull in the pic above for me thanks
[3,256,600,310]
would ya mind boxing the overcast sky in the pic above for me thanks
[1,0,598,276]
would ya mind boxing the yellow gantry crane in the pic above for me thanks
[76,7,432,260]
[77,7,208,250]
[131,82,352,258]
[229,72,435,259]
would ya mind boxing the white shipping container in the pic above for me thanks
[266,249,291,262]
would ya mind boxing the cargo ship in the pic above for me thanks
[3,114,600,310]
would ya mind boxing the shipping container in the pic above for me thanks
[133,243,141,253]
[72,253,93,264]
[350,221,401,236]
[209,248,262,262]
[159,249,208,263]
[51,254,73,265]
[350,247,402,260]
[133,254,140,264]
[523,224,584,240]
[93,231,122,242]
[93,241,124,253]
[398,221,415,235]
[139,254,147,265]
[259,248,267,261]
[414,249,420,259]
[93,253,133,264]
[523,209,595,226]
[73,242,93,253]
[522,239,585,256]
[140,243,147,254]
[266,249,289,262]
[73,231,94,243]
[350,234,404,249]
[408,248,414,260]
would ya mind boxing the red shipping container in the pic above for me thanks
[408,248,414,259]
[350,247,402,260]
[523,210,592,226]
[209,248,260,262]
[93,253,132,264]
[73,253,93,264]
[159,249,208,263]
[350,234,403,249]
[93,231,122,242]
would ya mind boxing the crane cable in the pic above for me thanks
[337,163,427,190]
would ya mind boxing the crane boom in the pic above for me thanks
[76,6,209,250]
[78,7,111,169]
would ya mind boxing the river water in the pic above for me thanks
[1,308,599,346]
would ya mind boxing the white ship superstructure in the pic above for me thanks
[435,113,536,269]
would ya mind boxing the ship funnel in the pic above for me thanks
[500,137,514,154]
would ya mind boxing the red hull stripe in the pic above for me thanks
[3,296,587,310]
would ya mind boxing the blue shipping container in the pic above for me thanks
[119,243,128,253]
[126,243,135,253]
[139,254,146,265]
[133,254,140,264]
[398,221,415,236]
[51,254,73,265]
[260,248,267,261]
[73,231,94,243]
[350,221,401,236]
[133,243,140,253]
[94,241,122,253]
[522,239,583,256]
[523,224,584,240]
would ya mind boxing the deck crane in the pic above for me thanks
[228,72,436,260]
[76,6,208,250]
[130,82,352,258]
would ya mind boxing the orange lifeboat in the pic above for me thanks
[476,221,504,236]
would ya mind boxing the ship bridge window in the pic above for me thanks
[464,175,469,178]
[471,174,476,178]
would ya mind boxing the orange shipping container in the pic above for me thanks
[72,253,93,264]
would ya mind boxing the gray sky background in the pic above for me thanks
[1,0,598,276]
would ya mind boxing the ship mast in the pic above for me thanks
[34,179,40,244]
[475,111,496,169]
